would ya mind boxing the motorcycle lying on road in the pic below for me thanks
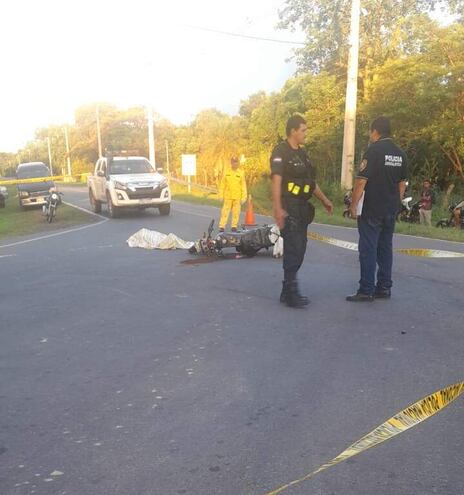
[436,204,464,229]
[397,196,421,223]
[42,188,63,223]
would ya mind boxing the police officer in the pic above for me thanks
[347,116,408,302]
[271,115,333,308]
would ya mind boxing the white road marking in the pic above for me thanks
[0,254,16,259]
[63,200,107,220]
[172,206,217,219]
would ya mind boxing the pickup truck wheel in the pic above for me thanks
[159,204,171,216]
[106,192,120,218]
[89,189,102,213]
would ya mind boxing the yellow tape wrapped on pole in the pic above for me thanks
[0,175,86,186]
[263,381,464,495]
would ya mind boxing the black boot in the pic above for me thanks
[281,281,309,308]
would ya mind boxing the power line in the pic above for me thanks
[183,24,306,46]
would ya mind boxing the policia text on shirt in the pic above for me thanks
[271,115,334,308]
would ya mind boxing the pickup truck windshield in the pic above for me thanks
[17,165,50,179]
[109,159,154,175]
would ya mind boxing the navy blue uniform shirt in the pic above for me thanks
[357,138,408,218]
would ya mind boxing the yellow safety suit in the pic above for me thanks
[219,168,247,229]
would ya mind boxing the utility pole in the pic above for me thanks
[64,125,72,177]
[47,134,53,176]
[165,140,170,174]
[96,104,103,158]
[147,106,155,167]
[340,0,361,190]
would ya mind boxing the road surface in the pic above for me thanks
[1,185,463,495]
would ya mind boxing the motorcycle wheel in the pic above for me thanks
[236,246,259,258]
[436,220,449,228]
[47,206,55,223]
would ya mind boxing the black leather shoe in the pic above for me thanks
[281,281,310,308]
[346,292,375,302]
[219,228,225,233]
[231,227,238,232]
[374,288,391,299]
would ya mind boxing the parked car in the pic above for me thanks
[88,156,171,218]
[16,162,54,209]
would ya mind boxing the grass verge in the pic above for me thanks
[0,186,98,241]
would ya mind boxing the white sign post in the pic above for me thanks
[181,154,197,193]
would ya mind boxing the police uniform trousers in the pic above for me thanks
[281,198,311,280]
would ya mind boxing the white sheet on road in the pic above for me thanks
[127,229,194,250]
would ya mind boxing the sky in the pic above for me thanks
[0,1,454,153]
[0,0,302,152]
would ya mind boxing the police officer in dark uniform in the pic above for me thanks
[271,115,334,308]
[347,116,408,302]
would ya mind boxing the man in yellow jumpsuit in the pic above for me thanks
[219,157,247,232]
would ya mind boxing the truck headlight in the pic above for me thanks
[113,181,127,191]
[158,179,168,189]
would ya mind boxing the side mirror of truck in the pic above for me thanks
[157,168,164,173]
[97,170,105,177]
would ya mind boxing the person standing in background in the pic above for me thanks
[419,179,434,227]
[219,157,247,232]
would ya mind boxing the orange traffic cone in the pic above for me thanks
[244,195,257,227]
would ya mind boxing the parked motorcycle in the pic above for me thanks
[436,204,464,229]
[43,188,63,223]
[397,196,421,223]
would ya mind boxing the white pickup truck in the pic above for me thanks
[88,156,171,218]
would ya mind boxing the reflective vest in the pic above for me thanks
[281,146,316,201]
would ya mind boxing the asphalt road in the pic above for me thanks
[1,185,463,495]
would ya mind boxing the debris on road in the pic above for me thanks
[127,228,194,250]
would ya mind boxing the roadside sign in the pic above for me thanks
[181,154,196,177]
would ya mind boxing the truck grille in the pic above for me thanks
[126,187,162,199]
[30,190,49,197]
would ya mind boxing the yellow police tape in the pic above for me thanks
[307,232,464,259]
[263,381,464,495]
[307,231,358,251]
[395,248,464,258]
[0,175,86,186]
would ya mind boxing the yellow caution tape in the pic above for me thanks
[0,174,86,186]
[395,248,464,258]
[308,231,464,259]
[307,231,358,251]
[263,381,464,495]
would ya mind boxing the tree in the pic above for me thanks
[364,23,464,186]
[278,0,464,99]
